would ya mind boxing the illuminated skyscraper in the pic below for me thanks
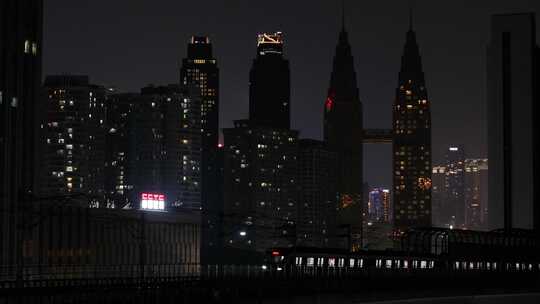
[431,166,445,227]
[0,0,43,265]
[324,22,363,250]
[487,13,539,231]
[42,76,107,205]
[249,32,290,129]
[393,19,432,233]
[180,36,220,262]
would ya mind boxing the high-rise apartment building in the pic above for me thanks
[0,0,43,265]
[136,85,201,211]
[324,23,364,251]
[104,93,138,209]
[42,76,107,205]
[393,20,432,233]
[487,13,539,230]
[223,120,298,252]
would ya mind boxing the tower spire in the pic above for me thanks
[341,0,346,31]
[408,0,414,31]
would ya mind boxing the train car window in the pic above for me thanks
[493,262,497,270]
[420,261,427,269]
[328,258,336,267]
[376,259,382,269]
[412,260,418,269]
[403,260,408,269]
[317,258,324,267]
[307,257,314,267]
[349,259,355,268]
[528,264,533,271]
[429,261,434,269]
[338,258,345,268]
[461,261,467,270]
[295,257,303,266]
[385,260,392,269]
[455,262,460,270]
[358,259,364,268]
[395,260,401,268]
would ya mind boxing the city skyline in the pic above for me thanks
[44,0,540,189]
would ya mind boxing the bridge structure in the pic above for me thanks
[363,129,393,144]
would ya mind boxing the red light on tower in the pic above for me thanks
[271,251,280,256]
[325,96,334,112]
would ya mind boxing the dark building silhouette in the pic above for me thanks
[0,0,43,265]
[323,23,364,251]
[42,76,107,205]
[297,139,338,248]
[249,32,290,129]
[393,20,432,233]
[487,13,539,231]
[180,36,221,262]
[443,146,465,229]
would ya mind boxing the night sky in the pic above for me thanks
[44,0,540,189]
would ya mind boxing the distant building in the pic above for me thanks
[0,0,43,266]
[431,166,446,227]
[464,159,488,230]
[41,76,107,205]
[324,22,364,251]
[297,139,338,248]
[368,188,391,223]
[487,13,539,230]
[393,20,432,233]
[444,146,465,229]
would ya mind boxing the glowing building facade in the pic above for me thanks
[393,23,432,233]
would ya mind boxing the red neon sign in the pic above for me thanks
[141,193,165,210]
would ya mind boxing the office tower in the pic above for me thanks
[104,93,139,209]
[0,0,43,265]
[42,76,107,205]
[324,22,363,251]
[431,165,446,227]
[135,85,201,211]
[393,18,432,233]
[464,159,489,230]
[444,146,465,228]
[223,120,298,252]
[487,13,538,230]
[180,36,220,262]
[297,139,338,248]
[249,32,290,129]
